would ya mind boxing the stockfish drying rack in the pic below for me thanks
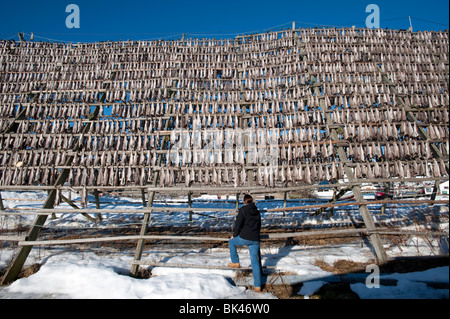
[0,25,448,284]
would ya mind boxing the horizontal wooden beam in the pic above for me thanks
[3,198,447,216]
[17,234,229,246]
[129,261,277,270]
[0,236,25,242]
[13,228,448,246]
[2,156,449,171]
[265,199,449,213]
[0,176,447,193]
[1,207,236,215]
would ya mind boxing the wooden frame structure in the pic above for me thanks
[0,26,449,284]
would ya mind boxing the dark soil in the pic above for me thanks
[263,256,449,299]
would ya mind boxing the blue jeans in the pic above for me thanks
[229,236,262,288]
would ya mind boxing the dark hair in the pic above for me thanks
[243,194,253,204]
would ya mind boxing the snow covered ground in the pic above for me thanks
[0,190,448,299]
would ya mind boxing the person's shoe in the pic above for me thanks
[227,262,240,268]
[254,287,262,293]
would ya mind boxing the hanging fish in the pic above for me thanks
[304,164,311,184]
[219,167,227,183]
[355,163,362,179]
[212,168,218,185]
[216,168,222,186]
[109,166,115,186]
[433,159,441,177]
[102,167,109,186]
[240,168,246,186]
[184,169,190,187]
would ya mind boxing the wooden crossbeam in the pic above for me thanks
[312,186,352,216]
[309,64,389,263]
[6,228,447,246]
[4,198,446,216]
[380,67,449,208]
[0,176,447,192]
[17,235,229,246]
[130,92,175,276]
[332,130,389,263]
[130,261,277,271]
[59,193,96,222]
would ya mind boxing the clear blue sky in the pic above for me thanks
[0,0,448,42]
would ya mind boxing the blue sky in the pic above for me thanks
[0,0,448,42]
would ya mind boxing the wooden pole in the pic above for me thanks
[381,182,390,214]
[430,180,440,206]
[130,261,276,270]
[130,89,174,276]
[330,189,336,216]
[264,199,449,212]
[93,189,102,222]
[0,176,446,192]
[141,189,147,208]
[0,191,5,211]
[337,146,388,263]
[11,228,448,247]
[188,192,192,222]
[381,65,449,175]
[130,150,162,277]
[1,70,116,285]
[316,74,388,264]
[60,194,96,222]
[1,187,59,285]
[312,187,351,216]
[2,198,446,216]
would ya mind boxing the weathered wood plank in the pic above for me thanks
[18,235,230,246]
[130,261,277,270]
[0,175,447,192]
[2,199,447,216]
[13,228,448,246]
[0,72,116,285]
